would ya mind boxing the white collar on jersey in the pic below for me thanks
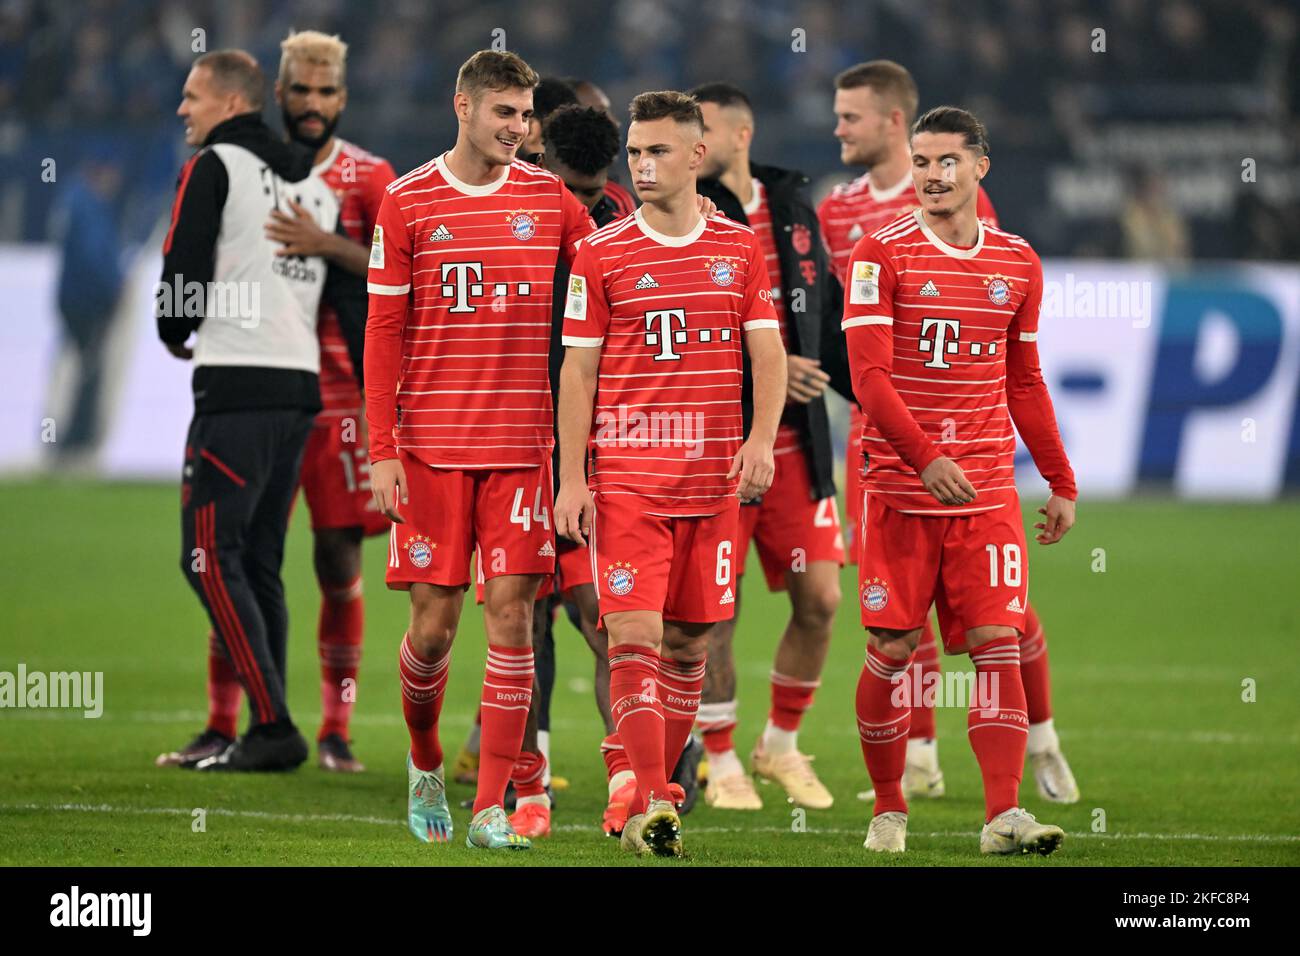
[436,151,510,196]
[914,207,985,259]
[868,170,912,202]
[741,177,763,216]
[311,138,343,177]
[634,206,707,247]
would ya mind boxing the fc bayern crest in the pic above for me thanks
[985,275,1012,306]
[708,257,736,287]
[861,578,889,612]
[791,223,812,255]
[606,561,637,596]
[405,535,435,569]
[507,211,537,241]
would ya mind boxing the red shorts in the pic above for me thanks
[386,451,555,590]
[590,495,739,626]
[845,404,865,564]
[857,491,1029,654]
[300,422,389,536]
[472,537,591,604]
[736,446,845,591]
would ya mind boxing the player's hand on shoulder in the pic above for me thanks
[696,194,720,219]
[1034,495,1075,545]
[920,456,976,506]
[554,480,594,544]
[729,438,775,502]
[370,457,407,523]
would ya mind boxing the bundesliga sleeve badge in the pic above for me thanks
[369,225,384,269]
[850,261,880,305]
[563,275,587,320]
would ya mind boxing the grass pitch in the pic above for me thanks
[1,480,1297,866]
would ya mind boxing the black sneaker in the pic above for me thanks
[670,735,705,815]
[155,728,235,769]
[318,733,366,773]
[196,721,308,772]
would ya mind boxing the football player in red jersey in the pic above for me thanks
[819,61,1080,807]
[366,50,597,851]
[844,106,1074,855]
[555,91,787,857]
[155,31,394,774]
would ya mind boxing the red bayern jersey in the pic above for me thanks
[841,208,1075,515]
[818,170,999,283]
[562,208,779,516]
[365,154,595,468]
[742,179,802,456]
[314,138,396,423]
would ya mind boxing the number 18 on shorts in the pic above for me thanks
[857,492,1029,653]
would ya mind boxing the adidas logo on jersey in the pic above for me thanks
[537,540,555,557]
[720,586,734,605]
[634,272,660,289]
[429,224,454,241]
[919,280,940,297]
[1005,595,1025,613]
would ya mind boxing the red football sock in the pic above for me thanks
[473,644,534,814]
[696,699,737,754]
[770,670,819,731]
[907,619,940,740]
[399,633,450,771]
[511,748,548,798]
[609,644,669,814]
[601,733,632,781]
[659,655,705,771]
[968,637,1029,821]
[1020,603,1052,724]
[318,576,364,741]
[856,644,913,816]
[206,631,241,739]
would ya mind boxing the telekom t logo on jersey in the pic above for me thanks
[644,309,734,361]
[439,261,532,313]
[919,317,961,369]
[918,316,1001,368]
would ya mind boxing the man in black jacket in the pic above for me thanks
[157,50,367,771]
[690,82,854,811]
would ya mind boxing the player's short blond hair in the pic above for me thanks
[279,30,348,87]
[835,60,919,126]
[455,50,539,101]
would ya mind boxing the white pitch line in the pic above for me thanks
[2,710,1293,746]
[2,804,1296,844]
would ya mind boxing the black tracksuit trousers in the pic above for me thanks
[180,408,313,728]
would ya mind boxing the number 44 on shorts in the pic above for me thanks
[510,486,550,533]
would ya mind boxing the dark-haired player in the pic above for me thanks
[819,61,1079,806]
[844,106,1073,855]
